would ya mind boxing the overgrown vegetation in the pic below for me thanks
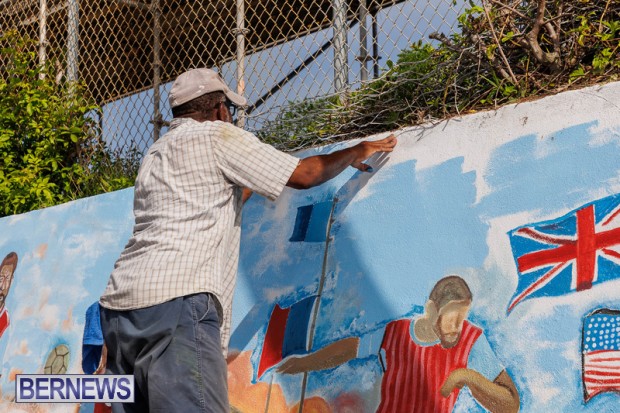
[261,0,620,149]
[0,31,139,216]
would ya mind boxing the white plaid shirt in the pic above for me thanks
[100,118,299,353]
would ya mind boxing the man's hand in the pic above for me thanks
[349,134,398,172]
[287,134,398,189]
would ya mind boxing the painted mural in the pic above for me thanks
[0,82,618,412]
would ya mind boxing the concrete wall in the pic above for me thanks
[0,82,619,412]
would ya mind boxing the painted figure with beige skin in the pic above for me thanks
[278,276,520,413]
[0,252,17,340]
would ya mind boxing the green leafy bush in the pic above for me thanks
[0,31,138,216]
[257,96,340,150]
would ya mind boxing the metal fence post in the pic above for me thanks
[38,0,47,73]
[358,0,370,82]
[236,0,247,128]
[332,0,349,95]
[152,0,162,142]
[66,0,79,83]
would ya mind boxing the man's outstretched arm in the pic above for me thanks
[441,368,520,413]
[286,135,397,189]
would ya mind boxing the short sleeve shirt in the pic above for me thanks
[358,317,504,381]
[99,118,299,353]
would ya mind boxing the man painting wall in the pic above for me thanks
[99,68,397,413]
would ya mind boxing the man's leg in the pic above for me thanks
[100,303,161,413]
[146,293,228,413]
[100,294,228,413]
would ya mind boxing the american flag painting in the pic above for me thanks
[507,194,620,313]
[582,309,620,401]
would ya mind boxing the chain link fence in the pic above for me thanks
[0,0,468,154]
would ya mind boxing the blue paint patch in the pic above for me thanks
[289,205,313,242]
[289,201,333,242]
[305,201,333,242]
[282,296,317,356]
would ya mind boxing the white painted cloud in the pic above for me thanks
[585,173,620,201]
[39,303,60,331]
[500,317,565,409]
[521,279,620,319]
[5,214,27,225]
[527,370,562,405]
[63,231,116,260]
[12,340,31,357]
[246,192,299,277]
[263,286,295,302]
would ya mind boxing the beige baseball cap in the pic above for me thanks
[168,68,248,108]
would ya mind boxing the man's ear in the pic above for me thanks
[214,102,224,120]
[215,102,231,123]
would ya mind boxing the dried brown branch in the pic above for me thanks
[481,0,518,84]
[519,0,560,71]
[429,32,477,61]
[599,0,613,32]
[486,0,528,19]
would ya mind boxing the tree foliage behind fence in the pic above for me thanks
[260,0,620,148]
[0,31,139,216]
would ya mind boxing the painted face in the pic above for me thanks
[432,300,471,349]
[0,253,17,313]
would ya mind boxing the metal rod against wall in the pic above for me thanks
[332,0,349,94]
[38,0,47,75]
[152,0,162,142]
[235,0,247,128]
[357,0,369,82]
[297,198,339,413]
[66,0,79,83]
[263,375,274,413]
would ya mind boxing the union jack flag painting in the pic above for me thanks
[507,194,620,313]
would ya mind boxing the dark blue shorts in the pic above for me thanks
[100,293,229,413]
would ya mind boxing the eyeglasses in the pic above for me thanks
[225,100,237,117]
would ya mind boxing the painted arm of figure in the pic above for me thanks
[440,368,520,413]
[276,337,360,374]
[286,135,397,189]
